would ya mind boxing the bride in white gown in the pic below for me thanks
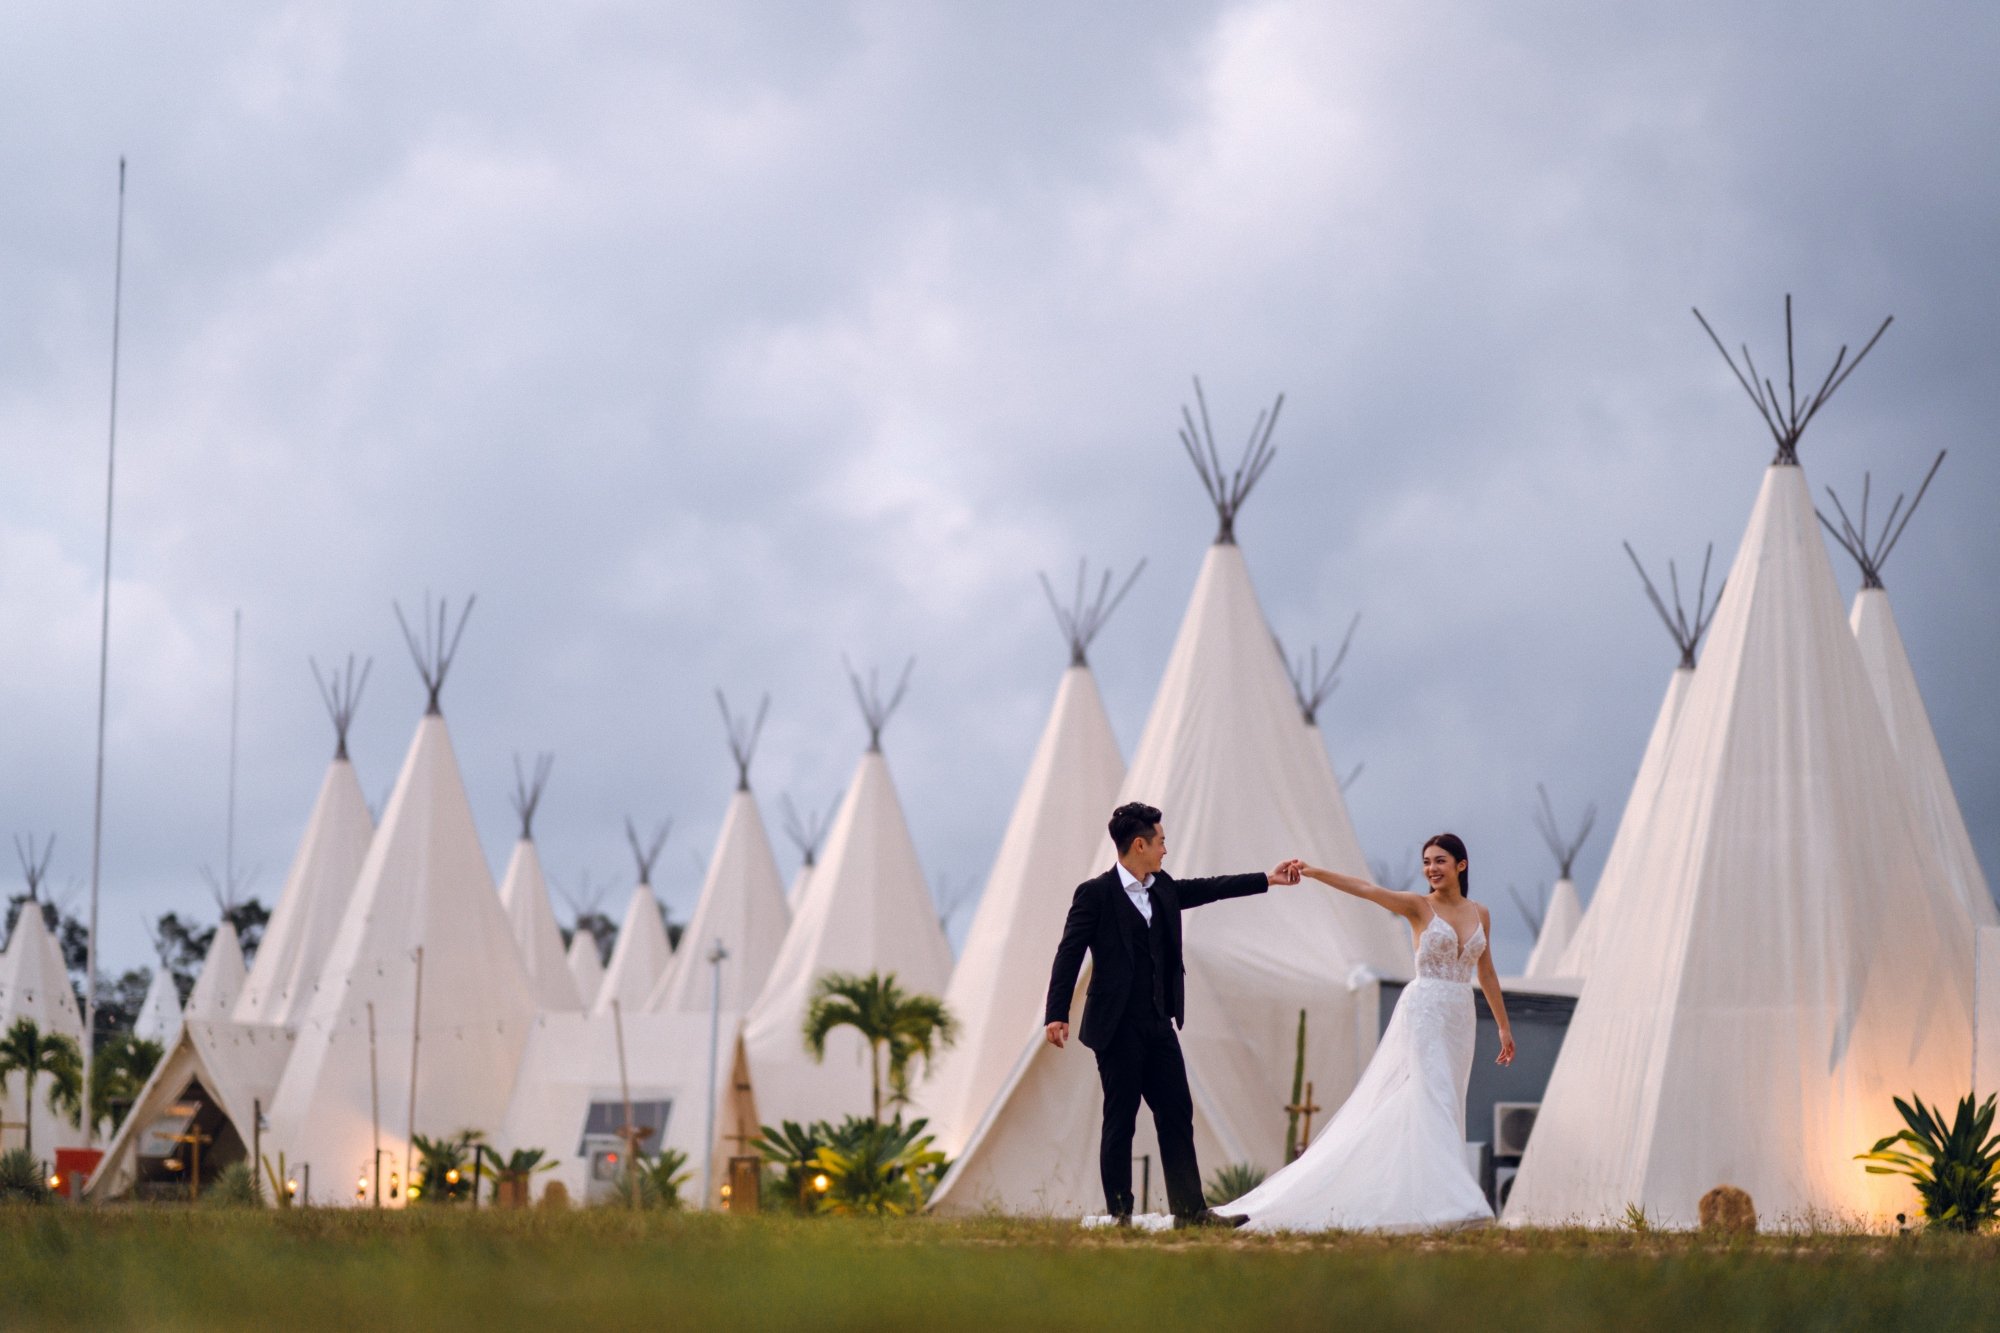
[1220,833,1515,1233]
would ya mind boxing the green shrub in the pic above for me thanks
[618,1149,693,1210]
[202,1163,260,1208]
[1204,1162,1266,1208]
[811,1117,944,1217]
[0,1148,50,1204]
[753,1120,828,1213]
[1857,1092,2000,1233]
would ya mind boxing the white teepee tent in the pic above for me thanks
[184,921,247,1022]
[1820,453,1998,931]
[235,659,377,1027]
[1521,786,1594,981]
[1554,543,1721,978]
[918,563,1137,1153]
[567,930,607,1005]
[0,839,87,1157]
[134,964,183,1045]
[593,820,675,1019]
[779,797,830,913]
[934,385,1408,1216]
[1505,305,1976,1229]
[740,660,955,1129]
[497,754,584,1012]
[266,599,536,1204]
[648,695,791,1016]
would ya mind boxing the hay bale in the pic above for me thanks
[1698,1185,1756,1233]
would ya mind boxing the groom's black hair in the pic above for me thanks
[1108,802,1163,855]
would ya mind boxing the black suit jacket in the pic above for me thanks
[1043,866,1269,1050]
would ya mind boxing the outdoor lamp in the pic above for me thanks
[812,1173,831,1193]
[47,1174,61,1191]
[719,1183,732,1201]
[409,1184,422,1200]
[446,1168,460,1185]
[164,1157,183,1173]
[286,1178,299,1198]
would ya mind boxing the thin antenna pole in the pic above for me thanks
[226,609,241,906]
[83,157,129,1141]
[403,945,424,1205]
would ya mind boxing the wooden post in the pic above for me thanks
[367,1001,381,1208]
[610,999,649,1207]
[403,945,424,1201]
[1284,1081,1323,1154]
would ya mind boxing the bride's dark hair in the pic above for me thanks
[1421,832,1470,896]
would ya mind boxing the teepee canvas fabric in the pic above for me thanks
[933,544,1409,1216]
[1977,927,2000,1098]
[135,967,183,1045]
[740,748,954,1128]
[919,664,1125,1154]
[593,886,673,1019]
[648,791,790,1016]
[1504,466,1976,1229]
[184,922,247,1022]
[267,713,536,1203]
[1850,588,1997,929]
[499,837,583,1012]
[1522,879,1584,980]
[235,757,376,1026]
[568,932,607,1007]
[0,905,87,1156]
[1555,667,1695,978]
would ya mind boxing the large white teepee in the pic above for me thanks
[184,922,247,1022]
[134,966,183,1045]
[1555,543,1721,978]
[236,660,377,1027]
[1820,454,1998,931]
[0,842,87,1157]
[267,600,536,1203]
[1506,310,1975,1228]
[648,697,791,1016]
[934,388,1408,1216]
[1521,787,1594,981]
[567,931,606,1005]
[593,821,675,1019]
[740,661,955,1129]
[497,755,583,1012]
[918,566,1135,1154]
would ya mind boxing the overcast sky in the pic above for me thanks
[5,2,1997,979]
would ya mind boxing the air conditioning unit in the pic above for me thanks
[1493,1101,1539,1157]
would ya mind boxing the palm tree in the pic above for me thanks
[0,1017,84,1156]
[802,971,958,1123]
[90,1033,164,1136]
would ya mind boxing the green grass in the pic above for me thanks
[1,1208,1997,1331]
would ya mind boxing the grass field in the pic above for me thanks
[3,1209,1997,1331]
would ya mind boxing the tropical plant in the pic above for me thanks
[620,1148,693,1210]
[802,971,958,1123]
[1856,1091,2000,1233]
[261,1153,300,1209]
[492,1147,558,1208]
[1622,1203,1653,1233]
[810,1116,945,1217]
[203,1162,260,1208]
[410,1129,484,1204]
[0,1018,83,1155]
[89,1032,163,1136]
[753,1120,829,1212]
[0,1147,50,1204]
[1204,1161,1266,1208]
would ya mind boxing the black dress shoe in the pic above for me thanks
[1174,1209,1249,1230]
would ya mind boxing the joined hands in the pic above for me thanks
[1269,859,1306,886]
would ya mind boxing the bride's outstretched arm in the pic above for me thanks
[1473,904,1516,1066]
[1297,865,1425,922]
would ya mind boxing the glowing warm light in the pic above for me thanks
[719,1184,732,1201]
[445,1168,461,1185]
[811,1173,831,1193]
[606,1152,619,1166]
[47,1175,61,1191]
[286,1179,299,1197]
[409,1185,422,1200]
[164,1158,184,1173]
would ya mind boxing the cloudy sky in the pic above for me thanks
[5,2,1997,979]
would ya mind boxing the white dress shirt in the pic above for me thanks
[1117,862,1155,924]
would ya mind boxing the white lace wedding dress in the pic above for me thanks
[1219,912,1495,1232]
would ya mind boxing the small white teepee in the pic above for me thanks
[1521,786,1594,981]
[1819,453,1998,931]
[592,820,675,1019]
[235,658,377,1027]
[1555,542,1721,978]
[1506,304,1975,1229]
[918,563,1136,1154]
[567,930,607,1006]
[0,839,87,1157]
[497,754,584,1012]
[648,695,791,1016]
[266,598,536,1204]
[184,921,247,1022]
[740,660,955,1129]
[134,964,183,1045]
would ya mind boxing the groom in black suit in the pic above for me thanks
[1044,802,1301,1227]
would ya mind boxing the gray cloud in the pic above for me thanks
[3,2,1996,977]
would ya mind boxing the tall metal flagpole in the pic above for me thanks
[225,609,241,901]
[702,938,728,1209]
[83,157,129,1144]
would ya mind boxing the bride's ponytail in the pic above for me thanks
[1422,832,1470,896]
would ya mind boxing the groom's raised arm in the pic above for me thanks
[1044,881,1100,1026]
[1174,871,1274,910]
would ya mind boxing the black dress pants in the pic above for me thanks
[1093,1014,1204,1217]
